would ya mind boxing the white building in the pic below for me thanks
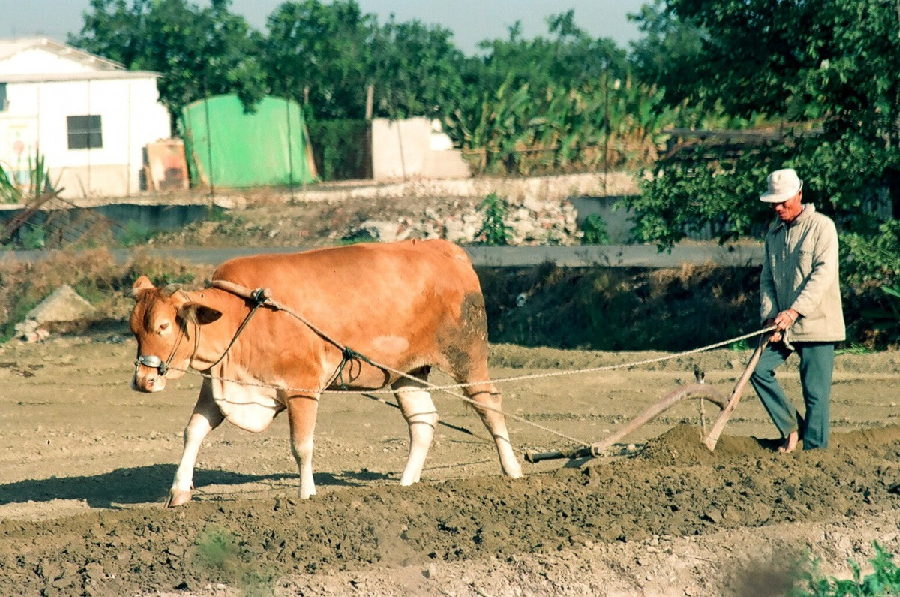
[0,37,171,199]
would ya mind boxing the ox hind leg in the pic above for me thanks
[459,365,522,480]
[393,368,439,485]
[284,392,320,499]
[169,377,225,507]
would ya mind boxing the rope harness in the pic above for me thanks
[209,280,386,391]
[145,280,777,450]
[206,286,271,370]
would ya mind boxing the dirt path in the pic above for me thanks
[1,335,900,596]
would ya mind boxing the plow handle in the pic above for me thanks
[703,334,770,451]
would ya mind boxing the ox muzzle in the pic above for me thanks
[135,354,169,376]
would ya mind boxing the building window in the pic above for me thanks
[67,115,103,150]
[0,83,7,111]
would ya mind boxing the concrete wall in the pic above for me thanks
[371,117,470,181]
[570,196,635,244]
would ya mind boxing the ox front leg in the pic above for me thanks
[169,378,225,507]
[286,393,319,499]
[393,375,439,486]
[469,384,523,479]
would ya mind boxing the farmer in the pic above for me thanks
[749,168,845,452]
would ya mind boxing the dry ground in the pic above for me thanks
[1,334,900,596]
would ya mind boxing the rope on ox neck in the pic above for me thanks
[210,279,381,390]
[205,282,271,370]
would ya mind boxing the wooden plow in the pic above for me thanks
[524,336,769,464]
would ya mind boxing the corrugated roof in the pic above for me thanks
[0,36,124,71]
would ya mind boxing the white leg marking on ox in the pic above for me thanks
[169,379,225,507]
[286,393,319,499]
[393,376,439,486]
[470,387,523,479]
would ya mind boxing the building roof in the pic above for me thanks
[0,36,160,82]
[0,37,123,70]
[1,70,160,84]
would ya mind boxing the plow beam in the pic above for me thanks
[525,382,728,464]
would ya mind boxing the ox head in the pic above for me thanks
[130,276,222,393]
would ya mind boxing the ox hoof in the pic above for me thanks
[166,489,192,507]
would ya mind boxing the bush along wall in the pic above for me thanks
[307,119,370,181]
[478,263,761,352]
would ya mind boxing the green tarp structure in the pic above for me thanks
[181,95,317,188]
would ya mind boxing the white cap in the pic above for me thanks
[760,168,803,203]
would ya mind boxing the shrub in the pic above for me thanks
[476,192,512,246]
[580,213,610,245]
[840,221,900,349]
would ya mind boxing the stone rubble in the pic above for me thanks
[351,196,581,245]
[16,284,99,342]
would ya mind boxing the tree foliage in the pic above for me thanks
[628,0,704,99]
[628,0,900,252]
[261,0,372,120]
[69,0,266,129]
[471,10,629,96]
[70,1,638,135]
[369,18,467,119]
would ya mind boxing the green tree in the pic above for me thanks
[70,0,151,69]
[628,0,900,249]
[262,0,373,120]
[70,0,266,130]
[470,11,628,100]
[628,0,705,94]
[369,17,467,119]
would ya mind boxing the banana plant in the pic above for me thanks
[447,74,677,176]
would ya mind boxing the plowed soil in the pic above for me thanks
[2,335,900,596]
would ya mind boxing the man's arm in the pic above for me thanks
[790,219,839,317]
[759,237,778,322]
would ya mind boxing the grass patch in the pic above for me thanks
[794,542,900,596]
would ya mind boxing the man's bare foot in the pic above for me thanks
[778,431,799,453]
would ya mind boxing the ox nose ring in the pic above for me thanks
[136,355,169,375]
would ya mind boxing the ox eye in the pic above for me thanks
[159,322,170,334]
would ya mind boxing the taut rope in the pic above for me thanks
[164,280,775,448]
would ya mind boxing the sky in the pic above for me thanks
[2,0,646,55]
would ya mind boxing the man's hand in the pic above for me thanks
[765,309,799,342]
[774,308,799,331]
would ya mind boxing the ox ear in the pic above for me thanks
[178,302,223,326]
[131,275,155,301]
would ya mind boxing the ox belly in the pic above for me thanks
[211,374,282,432]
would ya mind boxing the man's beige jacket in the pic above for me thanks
[760,204,846,345]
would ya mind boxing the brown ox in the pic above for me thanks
[130,239,522,506]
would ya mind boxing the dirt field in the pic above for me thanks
[2,332,900,596]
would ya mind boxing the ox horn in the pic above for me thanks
[130,275,156,300]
